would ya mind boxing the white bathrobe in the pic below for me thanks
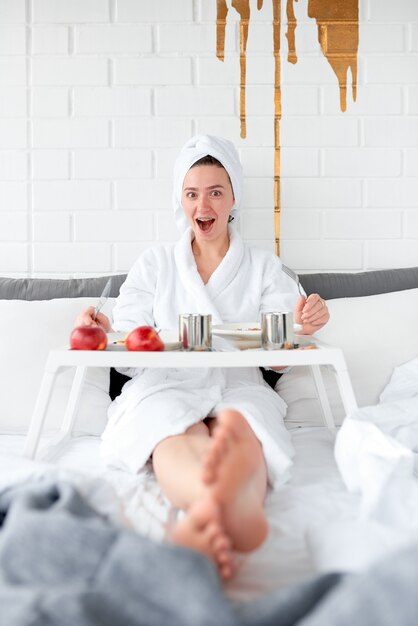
[101,226,300,488]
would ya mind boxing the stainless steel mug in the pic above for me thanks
[261,311,294,350]
[179,314,212,351]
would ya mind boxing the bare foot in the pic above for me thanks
[202,409,269,553]
[170,498,233,580]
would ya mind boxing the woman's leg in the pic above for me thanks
[152,422,211,510]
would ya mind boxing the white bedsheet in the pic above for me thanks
[0,426,357,601]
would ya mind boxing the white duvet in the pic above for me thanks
[336,357,418,526]
[309,356,418,574]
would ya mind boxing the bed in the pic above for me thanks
[1,267,418,618]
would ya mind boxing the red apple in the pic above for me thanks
[125,326,164,352]
[70,326,107,351]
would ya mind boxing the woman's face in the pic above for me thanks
[182,164,234,243]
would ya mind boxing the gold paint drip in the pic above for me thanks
[231,0,251,138]
[286,0,297,65]
[216,0,228,61]
[308,0,358,111]
[273,0,282,255]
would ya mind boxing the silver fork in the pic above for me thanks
[282,264,304,296]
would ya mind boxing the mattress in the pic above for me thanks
[0,426,359,601]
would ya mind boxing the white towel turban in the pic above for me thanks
[172,135,244,234]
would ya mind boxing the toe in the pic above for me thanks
[202,466,216,484]
[213,535,231,552]
[188,499,218,527]
[220,563,233,580]
[204,520,222,542]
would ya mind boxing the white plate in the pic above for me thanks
[212,322,303,341]
[107,332,127,344]
[212,323,261,341]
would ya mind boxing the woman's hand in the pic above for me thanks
[294,294,329,335]
[74,306,112,333]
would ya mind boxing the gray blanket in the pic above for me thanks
[1,481,417,626]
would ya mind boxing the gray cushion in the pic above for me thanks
[299,267,418,300]
[0,275,127,300]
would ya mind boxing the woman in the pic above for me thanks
[76,135,329,568]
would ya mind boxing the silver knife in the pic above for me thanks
[93,277,112,321]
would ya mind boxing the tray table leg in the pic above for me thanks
[39,365,87,462]
[310,364,336,433]
[334,365,358,416]
[23,358,58,460]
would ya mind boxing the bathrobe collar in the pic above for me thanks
[174,226,244,324]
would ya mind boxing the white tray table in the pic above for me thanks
[23,340,358,460]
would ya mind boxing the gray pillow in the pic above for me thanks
[0,275,126,300]
[299,267,418,300]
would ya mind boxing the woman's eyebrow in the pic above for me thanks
[183,184,225,191]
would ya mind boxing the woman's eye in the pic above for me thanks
[186,192,196,199]
[211,190,221,197]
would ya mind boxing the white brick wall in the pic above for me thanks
[31,87,69,117]
[74,25,152,54]
[0,86,26,116]
[33,181,111,211]
[0,0,417,277]
[33,212,71,242]
[0,244,28,273]
[73,149,152,179]
[0,0,25,23]
[32,119,109,148]
[0,211,27,240]
[32,0,109,24]
[0,182,27,210]
[73,210,154,242]
[31,26,69,55]
[0,25,26,54]
[32,57,108,85]
[33,243,112,273]
[0,119,26,148]
[32,150,70,180]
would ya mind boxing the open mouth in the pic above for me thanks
[196,217,215,232]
